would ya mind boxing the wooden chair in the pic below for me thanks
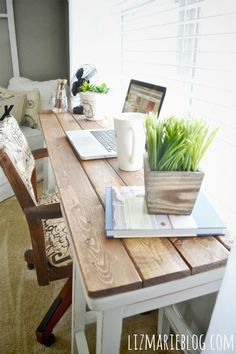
[0,116,72,346]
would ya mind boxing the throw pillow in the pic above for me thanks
[21,89,40,128]
[0,86,40,128]
[0,86,27,124]
[8,76,58,110]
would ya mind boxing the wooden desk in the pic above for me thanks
[40,111,230,354]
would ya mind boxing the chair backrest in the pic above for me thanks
[0,116,36,206]
[0,116,49,285]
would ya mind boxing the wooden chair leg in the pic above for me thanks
[36,277,72,346]
[24,249,35,269]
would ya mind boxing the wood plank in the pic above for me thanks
[108,153,229,275]
[54,113,191,288]
[73,113,113,129]
[40,112,142,297]
[108,159,144,186]
[42,112,227,295]
[81,160,126,204]
[57,111,106,131]
[123,238,190,287]
[73,114,101,130]
[56,112,81,131]
[217,231,234,250]
[170,237,229,274]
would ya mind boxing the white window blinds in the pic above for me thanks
[114,0,236,236]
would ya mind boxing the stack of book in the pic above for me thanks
[105,186,226,238]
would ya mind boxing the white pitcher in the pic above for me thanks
[114,112,146,171]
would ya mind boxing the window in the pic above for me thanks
[70,0,236,236]
[113,0,236,236]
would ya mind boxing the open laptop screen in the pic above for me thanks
[122,79,166,115]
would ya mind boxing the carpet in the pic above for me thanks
[0,194,182,354]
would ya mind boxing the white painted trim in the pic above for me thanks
[74,260,225,311]
[157,307,171,339]
[96,308,123,354]
[75,332,89,354]
[165,305,201,354]
[6,0,20,76]
[123,279,221,318]
[85,310,97,324]
[71,262,87,354]
[71,261,225,354]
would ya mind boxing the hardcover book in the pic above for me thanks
[105,186,226,238]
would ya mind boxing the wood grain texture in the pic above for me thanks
[217,231,234,250]
[144,155,204,215]
[108,159,144,186]
[57,112,80,131]
[123,238,190,286]
[40,112,142,297]
[73,114,101,130]
[24,203,62,220]
[32,148,48,160]
[40,111,229,297]
[81,160,125,205]
[72,113,113,129]
[170,237,229,274]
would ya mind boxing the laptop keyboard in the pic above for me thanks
[91,130,117,152]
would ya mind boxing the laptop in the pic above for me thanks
[66,79,166,160]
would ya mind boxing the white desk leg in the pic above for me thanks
[96,308,123,354]
[71,263,88,354]
[158,307,170,340]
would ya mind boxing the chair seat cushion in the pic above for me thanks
[40,192,72,268]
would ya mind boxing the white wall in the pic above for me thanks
[0,0,69,87]
[69,0,122,113]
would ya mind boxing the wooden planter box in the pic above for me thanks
[144,154,204,215]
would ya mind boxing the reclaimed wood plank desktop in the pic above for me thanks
[40,111,230,354]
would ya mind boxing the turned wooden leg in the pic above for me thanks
[36,277,72,346]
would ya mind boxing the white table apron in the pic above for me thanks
[71,257,225,354]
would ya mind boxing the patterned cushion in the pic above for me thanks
[0,86,40,128]
[0,116,35,199]
[40,192,72,268]
[20,89,40,129]
[0,87,27,124]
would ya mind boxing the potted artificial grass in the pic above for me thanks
[144,114,217,214]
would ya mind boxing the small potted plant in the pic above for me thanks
[144,113,217,215]
[79,81,109,120]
